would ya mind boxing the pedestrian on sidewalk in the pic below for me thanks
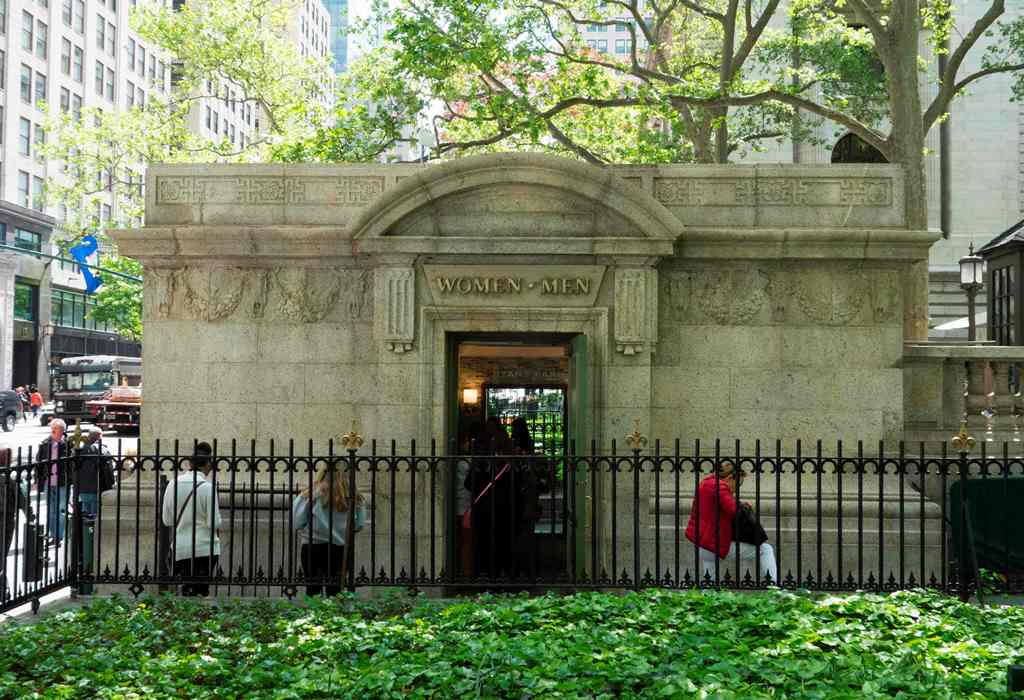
[161,442,221,597]
[292,465,365,597]
[35,419,71,547]
[15,387,29,423]
[76,429,115,519]
[1,447,33,599]
[29,388,42,422]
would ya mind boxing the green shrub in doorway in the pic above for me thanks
[0,589,1022,699]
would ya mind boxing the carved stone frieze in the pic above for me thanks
[179,268,249,322]
[614,268,658,355]
[664,264,901,327]
[652,177,893,208]
[378,267,416,353]
[154,176,386,207]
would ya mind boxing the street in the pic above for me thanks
[2,418,139,615]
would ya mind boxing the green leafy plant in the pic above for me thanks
[1,589,1022,699]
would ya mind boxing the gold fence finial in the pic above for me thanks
[341,421,364,451]
[951,421,976,452]
[625,419,647,451]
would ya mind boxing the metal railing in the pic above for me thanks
[1,437,1021,613]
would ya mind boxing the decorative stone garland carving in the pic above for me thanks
[272,269,342,323]
[665,265,899,326]
[182,268,248,322]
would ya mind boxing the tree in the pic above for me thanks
[335,0,1024,231]
[87,256,144,341]
[39,0,330,340]
[40,0,330,233]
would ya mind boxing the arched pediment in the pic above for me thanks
[351,153,680,253]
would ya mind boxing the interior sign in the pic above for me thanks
[423,265,606,307]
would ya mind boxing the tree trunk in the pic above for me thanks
[889,1,928,232]
[888,1,930,341]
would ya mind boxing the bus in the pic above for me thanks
[44,356,142,426]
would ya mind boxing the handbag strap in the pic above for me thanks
[173,481,202,530]
[471,462,511,507]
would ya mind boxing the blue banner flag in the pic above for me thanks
[69,235,103,294]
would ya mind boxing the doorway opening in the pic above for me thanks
[448,333,587,584]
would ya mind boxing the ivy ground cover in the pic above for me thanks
[0,589,1022,699]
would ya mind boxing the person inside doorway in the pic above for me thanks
[161,442,221,597]
[685,462,778,585]
[465,417,517,579]
[35,419,70,547]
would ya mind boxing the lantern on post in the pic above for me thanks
[959,243,985,342]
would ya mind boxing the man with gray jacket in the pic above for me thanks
[161,442,221,596]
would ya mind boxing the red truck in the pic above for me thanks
[86,385,142,433]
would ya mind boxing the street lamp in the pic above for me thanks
[959,242,985,341]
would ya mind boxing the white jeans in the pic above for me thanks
[699,542,778,585]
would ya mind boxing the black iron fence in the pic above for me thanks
[1,438,1021,614]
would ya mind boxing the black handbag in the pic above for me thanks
[734,503,768,546]
[22,522,44,583]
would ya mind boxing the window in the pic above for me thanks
[105,66,114,100]
[106,21,114,56]
[136,87,144,107]
[0,50,5,90]
[34,71,46,104]
[94,60,103,94]
[204,105,210,129]
[157,60,165,90]
[73,46,83,82]
[52,289,108,331]
[212,111,218,134]
[596,39,607,53]
[230,124,235,144]
[21,11,32,51]
[126,38,134,70]
[148,54,155,83]
[137,46,145,77]
[587,23,606,32]
[0,0,6,35]
[36,20,46,57]
[14,283,35,322]
[33,124,44,162]
[615,22,629,32]
[61,38,71,74]
[18,118,30,156]
[31,177,44,211]
[126,80,134,107]
[71,93,81,121]
[17,171,29,208]
[102,203,110,221]
[62,0,72,27]
[73,0,83,33]
[14,227,40,252]
[60,86,70,112]
[95,14,103,49]
[19,64,31,103]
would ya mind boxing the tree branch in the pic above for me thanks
[544,119,606,164]
[669,88,891,156]
[924,0,1008,132]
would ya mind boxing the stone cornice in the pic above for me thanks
[111,225,936,264]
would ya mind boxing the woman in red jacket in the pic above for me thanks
[684,462,777,585]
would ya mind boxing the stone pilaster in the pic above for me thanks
[0,254,18,390]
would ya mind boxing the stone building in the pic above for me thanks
[104,153,945,589]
